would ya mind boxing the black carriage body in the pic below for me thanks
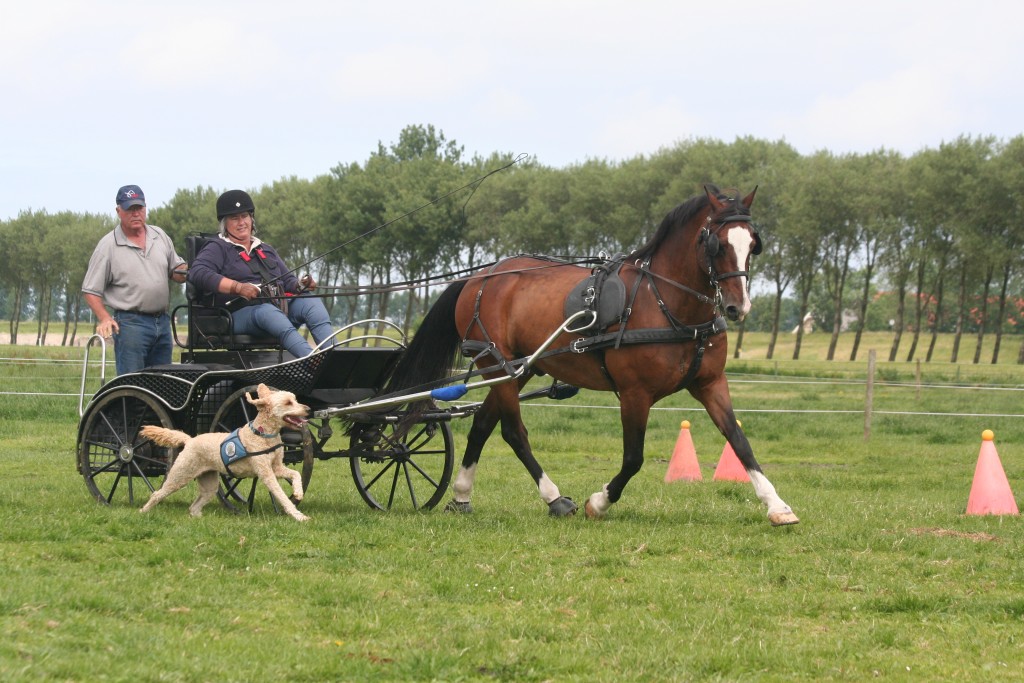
[76,341,453,513]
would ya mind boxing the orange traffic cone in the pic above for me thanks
[966,430,1019,516]
[665,420,702,482]
[713,421,750,482]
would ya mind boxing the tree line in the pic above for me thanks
[3,124,1023,363]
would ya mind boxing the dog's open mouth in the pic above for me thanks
[284,415,308,427]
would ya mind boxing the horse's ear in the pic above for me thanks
[741,186,758,210]
[705,185,727,212]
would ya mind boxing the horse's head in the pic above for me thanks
[700,186,761,322]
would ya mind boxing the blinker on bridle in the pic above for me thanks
[698,213,762,283]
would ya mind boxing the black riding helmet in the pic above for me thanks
[216,189,256,220]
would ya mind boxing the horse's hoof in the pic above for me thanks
[444,499,473,514]
[768,510,800,526]
[584,490,610,520]
[548,496,577,517]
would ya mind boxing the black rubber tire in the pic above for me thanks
[79,389,176,506]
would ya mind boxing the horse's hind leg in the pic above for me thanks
[445,392,501,513]
[495,384,577,516]
[450,383,575,516]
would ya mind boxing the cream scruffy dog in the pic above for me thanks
[139,383,311,521]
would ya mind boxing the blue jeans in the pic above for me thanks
[112,311,173,375]
[230,296,334,358]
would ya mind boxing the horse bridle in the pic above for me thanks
[698,213,762,283]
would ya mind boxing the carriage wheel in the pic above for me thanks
[78,388,176,506]
[349,418,454,511]
[209,385,314,514]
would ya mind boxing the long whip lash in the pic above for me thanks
[225,153,527,307]
[288,153,527,280]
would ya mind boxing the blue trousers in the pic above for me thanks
[230,296,334,358]
[112,311,173,375]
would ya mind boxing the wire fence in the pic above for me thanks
[4,352,1024,421]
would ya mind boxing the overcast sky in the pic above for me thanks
[1,0,1021,222]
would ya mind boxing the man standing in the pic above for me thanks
[82,184,187,374]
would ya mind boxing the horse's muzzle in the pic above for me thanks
[724,305,745,322]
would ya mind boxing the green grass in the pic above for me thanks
[2,337,1024,681]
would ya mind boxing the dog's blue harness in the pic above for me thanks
[220,422,281,476]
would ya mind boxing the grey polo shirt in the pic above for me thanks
[82,223,185,314]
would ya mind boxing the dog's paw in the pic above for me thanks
[295,513,310,522]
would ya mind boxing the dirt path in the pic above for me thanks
[4,332,94,346]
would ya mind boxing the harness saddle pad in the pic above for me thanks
[563,258,628,332]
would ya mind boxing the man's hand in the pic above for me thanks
[96,318,119,338]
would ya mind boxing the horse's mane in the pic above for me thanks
[629,184,749,261]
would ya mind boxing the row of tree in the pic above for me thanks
[3,125,1023,363]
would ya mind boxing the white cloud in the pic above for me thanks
[594,93,703,160]
[329,45,488,102]
[789,67,961,154]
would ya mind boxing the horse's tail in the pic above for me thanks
[381,279,468,399]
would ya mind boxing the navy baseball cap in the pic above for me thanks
[116,184,146,209]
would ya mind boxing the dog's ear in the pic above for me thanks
[246,384,271,408]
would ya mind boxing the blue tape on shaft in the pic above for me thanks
[430,385,469,401]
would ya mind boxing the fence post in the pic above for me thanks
[864,349,876,442]
[915,359,921,401]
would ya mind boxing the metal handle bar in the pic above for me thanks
[311,319,408,353]
[78,334,109,417]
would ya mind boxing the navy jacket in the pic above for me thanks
[188,236,300,309]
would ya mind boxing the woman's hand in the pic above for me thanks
[232,281,261,300]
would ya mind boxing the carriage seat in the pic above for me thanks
[173,233,281,352]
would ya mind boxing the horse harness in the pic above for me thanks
[459,250,731,394]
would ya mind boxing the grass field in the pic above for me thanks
[1,332,1023,681]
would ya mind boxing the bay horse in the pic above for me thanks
[383,185,798,526]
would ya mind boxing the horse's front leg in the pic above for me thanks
[585,393,651,519]
[691,378,799,526]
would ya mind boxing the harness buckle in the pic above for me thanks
[571,338,587,353]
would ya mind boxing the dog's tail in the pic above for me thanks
[140,425,192,447]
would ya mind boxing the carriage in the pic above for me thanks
[75,186,800,525]
[74,232,586,514]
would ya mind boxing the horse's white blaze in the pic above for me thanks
[749,470,792,515]
[538,473,561,504]
[452,463,477,502]
[725,228,753,316]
